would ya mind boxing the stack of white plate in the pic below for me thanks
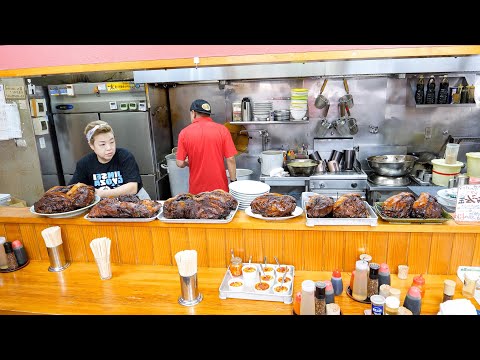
[436,188,457,209]
[229,180,270,210]
[0,194,11,206]
[290,88,308,120]
[253,101,273,121]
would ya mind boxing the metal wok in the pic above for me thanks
[286,159,319,177]
[367,154,418,177]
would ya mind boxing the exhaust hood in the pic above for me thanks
[134,56,480,84]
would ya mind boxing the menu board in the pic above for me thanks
[455,185,480,224]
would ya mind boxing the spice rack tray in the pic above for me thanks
[0,260,30,273]
[346,286,371,304]
[218,263,294,304]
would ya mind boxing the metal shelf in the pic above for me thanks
[415,103,476,108]
[230,120,309,124]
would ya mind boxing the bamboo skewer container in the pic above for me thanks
[175,250,203,306]
[90,237,112,280]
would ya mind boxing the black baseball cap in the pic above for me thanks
[190,99,212,115]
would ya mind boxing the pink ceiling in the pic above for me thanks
[0,45,433,70]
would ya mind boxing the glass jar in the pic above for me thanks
[229,256,243,277]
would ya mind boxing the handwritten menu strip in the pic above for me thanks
[4,86,26,99]
[455,184,480,224]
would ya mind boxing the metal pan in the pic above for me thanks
[314,79,329,110]
[339,78,354,108]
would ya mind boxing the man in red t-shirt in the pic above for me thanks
[176,99,238,194]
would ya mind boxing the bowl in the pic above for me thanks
[366,155,418,177]
[286,159,319,177]
[228,278,245,292]
[242,264,258,283]
[290,108,307,120]
[272,283,290,295]
[253,281,271,294]
[259,273,275,287]
[274,264,292,276]
[261,264,276,277]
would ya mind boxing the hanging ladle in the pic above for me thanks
[339,78,354,108]
[314,79,330,111]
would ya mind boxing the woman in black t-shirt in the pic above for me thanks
[69,120,150,199]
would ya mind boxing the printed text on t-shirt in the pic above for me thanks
[93,171,124,188]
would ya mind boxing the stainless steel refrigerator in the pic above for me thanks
[48,82,172,200]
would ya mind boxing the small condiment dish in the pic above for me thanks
[241,264,258,283]
[228,278,245,292]
[259,273,275,287]
[253,281,271,294]
[272,283,290,295]
[274,264,292,276]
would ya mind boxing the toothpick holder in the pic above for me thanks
[47,243,70,272]
[178,273,203,306]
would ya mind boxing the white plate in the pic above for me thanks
[229,180,270,195]
[30,195,101,218]
[244,206,303,221]
[437,188,457,200]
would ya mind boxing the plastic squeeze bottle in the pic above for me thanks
[331,269,343,296]
[378,263,391,290]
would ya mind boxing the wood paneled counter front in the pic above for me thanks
[0,206,479,276]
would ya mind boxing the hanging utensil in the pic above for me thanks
[314,79,329,110]
[339,78,354,108]
[345,105,358,135]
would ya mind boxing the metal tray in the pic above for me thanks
[302,192,378,227]
[373,202,452,224]
[157,203,239,224]
[218,263,294,304]
[84,208,162,222]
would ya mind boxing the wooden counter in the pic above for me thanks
[1,207,479,276]
[1,260,477,315]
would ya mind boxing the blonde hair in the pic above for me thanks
[84,120,113,144]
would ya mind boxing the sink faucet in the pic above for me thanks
[239,129,270,151]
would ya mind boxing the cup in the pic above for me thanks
[47,244,71,272]
[444,143,460,164]
[94,256,112,280]
[328,160,340,173]
[370,294,385,315]
[344,149,356,170]
[397,265,409,280]
[178,273,203,306]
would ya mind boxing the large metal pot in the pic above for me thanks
[286,159,319,177]
[367,154,418,177]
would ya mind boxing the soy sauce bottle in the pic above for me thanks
[425,75,436,104]
[437,75,449,104]
[415,75,425,104]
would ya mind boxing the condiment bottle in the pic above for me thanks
[352,260,369,301]
[442,279,456,302]
[324,280,335,304]
[0,237,9,270]
[403,286,422,315]
[367,262,380,299]
[415,74,425,104]
[384,296,400,315]
[331,270,343,296]
[411,274,425,298]
[229,256,243,277]
[425,75,436,104]
[437,75,449,104]
[293,291,302,315]
[11,240,28,266]
[378,263,391,290]
[300,280,315,315]
[314,281,327,315]
[3,241,18,271]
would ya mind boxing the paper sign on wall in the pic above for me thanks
[4,86,26,99]
[455,184,480,224]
